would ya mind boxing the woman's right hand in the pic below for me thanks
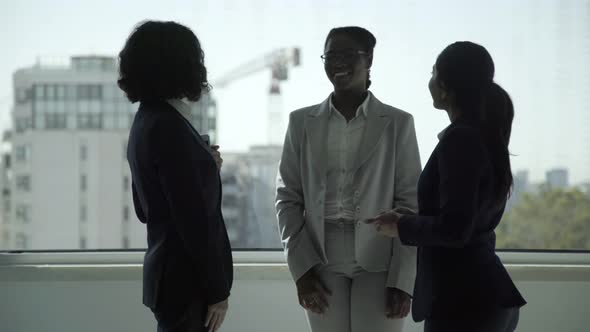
[205,297,229,332]
[296,269,332,314]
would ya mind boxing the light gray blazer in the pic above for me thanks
[275,92,422,294]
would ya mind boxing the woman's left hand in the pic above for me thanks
[211,145,223,170]
[365,210,402,238]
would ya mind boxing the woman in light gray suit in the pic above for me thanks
[276,26,422,332]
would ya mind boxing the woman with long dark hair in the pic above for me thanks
[367,42,526,331]
[276,26,422,332]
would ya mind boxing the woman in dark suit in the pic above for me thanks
[367,41,526,331]
[119,21,233,332]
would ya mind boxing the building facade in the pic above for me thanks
[0,55,217,250]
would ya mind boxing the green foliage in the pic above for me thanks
[496,186,590,250]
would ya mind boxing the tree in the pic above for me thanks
[496,186,590,250]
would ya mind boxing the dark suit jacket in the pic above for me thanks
[398,119,526,322]
[127,100,233,327]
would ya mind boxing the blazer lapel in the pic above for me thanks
[351,94,391,174]
[305,98,331,175]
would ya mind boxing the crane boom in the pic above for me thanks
[211,47,300,88]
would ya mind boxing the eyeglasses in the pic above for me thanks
[320,50,369,64]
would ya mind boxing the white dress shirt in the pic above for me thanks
[167,99,192,122]
[324,93,371,221]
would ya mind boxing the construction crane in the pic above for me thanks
[211,47,301,145]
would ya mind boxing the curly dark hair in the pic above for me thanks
[117,20,210,103]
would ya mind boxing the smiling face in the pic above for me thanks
[323,34,372,93]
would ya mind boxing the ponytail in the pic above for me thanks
[483,82,514,205]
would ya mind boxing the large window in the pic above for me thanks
[0,0,588,251]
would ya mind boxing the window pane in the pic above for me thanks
[15,175,31,192]
[89,101,101,113]
[80,144,88,161]
[65,85,77,100]
[46,84,55,100]
[15,233,28,249]
[55,100,65,113]
[103,84,115,100]
[35,101,46,113]
[78,100,90,113]
[77,85,89,99]
[123,176,129,192]
[14,145,31,163]
[15,204,31,223]
[0,0,588,252]
[80,174,87,191]
[80,205,87,222]
[56,85,66,99]
[103,113,115,130]
[15,88,31,103]
[34,85,45,99]
[46,101,56,112]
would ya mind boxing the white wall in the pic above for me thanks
[0,252,588,332]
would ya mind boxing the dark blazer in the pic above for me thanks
[127,100,233,327]
[398,119,526,322]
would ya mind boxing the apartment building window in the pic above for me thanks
[80,205,87,222]
[80,175,87,191]
[15,118,32,133]
[102,84,117,101]
[77,114,102,129]
[65,85,77,100]
[80,144,88,161]
[123,176,129,192]
[34,85,45,99]
[2,231,9,246]
[117,113,130,129]
[15,233,27,249]
[15,175,31,192]
[44,113,67,129]
[15,204,31,223]
[103,113,115,130]
[14,145,31,163]
[122,236,130,249]
[46,85,56,100]
[123,206,129,222]
[77,84,102,100]
[56,85,65,99]
[15,87,31,104]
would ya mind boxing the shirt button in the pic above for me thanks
[356,206,360,212]
[354,191,360,197]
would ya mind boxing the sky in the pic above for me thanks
[0,0,588,183]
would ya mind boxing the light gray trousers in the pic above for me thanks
[305,221,406,332]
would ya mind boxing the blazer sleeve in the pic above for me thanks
[398,127,486,248]
[386,114,421,293]
[276,113,322,282]
[154,117,231,305]
[131,182,147,224]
